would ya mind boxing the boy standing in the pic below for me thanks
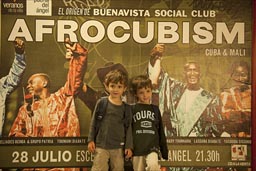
[130,75,168,171]
[87,69,133,171]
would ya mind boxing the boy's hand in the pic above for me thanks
[125,148,133,159]
[88,141,96,153]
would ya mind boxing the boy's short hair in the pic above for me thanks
[130,75,152,95]
[104,69,128,87]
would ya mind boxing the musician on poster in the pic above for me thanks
[9,39,88,138]
[0,38,26,137]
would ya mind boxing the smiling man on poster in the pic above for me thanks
[9,38,88,138]
[148,44,224,138]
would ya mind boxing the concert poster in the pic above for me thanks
[0,0,253,170]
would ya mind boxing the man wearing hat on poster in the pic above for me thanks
[78,62,130,111]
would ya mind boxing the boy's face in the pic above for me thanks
[136,87,152,104]
[105,82,127,99]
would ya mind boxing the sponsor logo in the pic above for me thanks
[26,0,52,16]
[231,145,247,161]
[2,0,24,14]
